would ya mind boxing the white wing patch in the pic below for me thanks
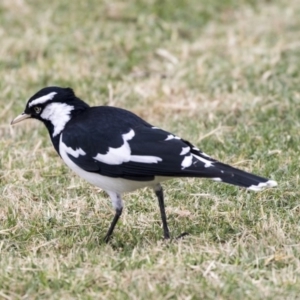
[192,153,213,168]
[122,129,135,140]
[41,103,74,137]
[29,92,57,107]
[165,134,181,141]
[180,147,190,156]
[63,144,86,158]
[130,155,162,163]
[181,155,193,168]
[94,141,129,165]
[93,129,162,165]
[181,151,214,169]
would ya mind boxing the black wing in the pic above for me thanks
[61,106,221,181]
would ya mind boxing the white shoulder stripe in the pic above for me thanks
[93,129,163,165]
[28,92,57,107]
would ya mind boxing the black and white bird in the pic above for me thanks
[11,87,277,242]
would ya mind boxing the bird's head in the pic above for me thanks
[11,86,89,137]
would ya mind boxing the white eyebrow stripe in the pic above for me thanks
[28,92,57,107]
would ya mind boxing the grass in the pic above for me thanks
[1,0,300,298]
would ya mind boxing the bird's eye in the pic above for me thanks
[34,106,42,114]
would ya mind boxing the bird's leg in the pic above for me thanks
[104,192,123,243]
[154,184,189,240]
[154,184,170,239]
[104,207,123,243]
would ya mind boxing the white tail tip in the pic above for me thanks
[247,180,278,191]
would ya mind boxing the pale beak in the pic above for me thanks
[11,113,31,125]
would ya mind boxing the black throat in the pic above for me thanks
[44,120,61,154]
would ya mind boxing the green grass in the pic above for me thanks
[1,0,300,298]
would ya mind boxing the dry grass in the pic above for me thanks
[1,0,300,299]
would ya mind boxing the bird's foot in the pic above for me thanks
[162,232,189,241]
[103,234,112,244]
[175,232,189,240]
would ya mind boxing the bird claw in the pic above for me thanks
[163,232,189,241]
[175,232,189,240]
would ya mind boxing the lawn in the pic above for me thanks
[1,0,300,299]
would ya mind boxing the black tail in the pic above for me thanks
[182,147,277,191]
[209,161,277,191]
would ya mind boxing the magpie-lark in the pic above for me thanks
[11,87,277,242]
